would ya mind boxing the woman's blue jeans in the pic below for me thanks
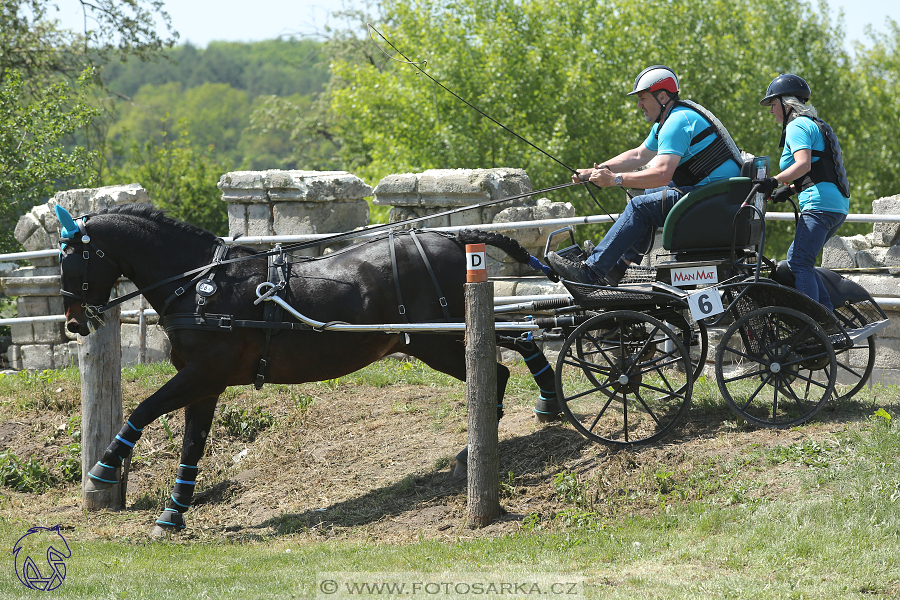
[584,185,691,278]
[786,210,846,311]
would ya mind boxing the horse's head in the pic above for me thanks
[55,205,122,336]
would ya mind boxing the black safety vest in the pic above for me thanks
[791,116,850,198]
[660,102,741,188]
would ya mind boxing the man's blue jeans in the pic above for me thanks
[584,185,691,278]
[786,209,846,311]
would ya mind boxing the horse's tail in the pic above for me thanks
[455,229,550,275]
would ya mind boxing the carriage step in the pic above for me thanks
[845,319,890,344]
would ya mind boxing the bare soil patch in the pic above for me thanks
[0,363,877,543]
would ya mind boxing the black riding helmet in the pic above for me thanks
[760,73,811,106]
[760,74,812,147]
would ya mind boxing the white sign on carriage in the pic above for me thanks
[670,265,719,287]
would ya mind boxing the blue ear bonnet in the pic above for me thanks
[55,205,81,256]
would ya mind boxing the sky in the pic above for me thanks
[46,0,896,50]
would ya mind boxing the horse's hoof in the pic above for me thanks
[154,508,186,533]
[533,398,562,423]
[452,447,468,478]
[84,476,115,492]
[85,462,118,490]
[534,410,562,423]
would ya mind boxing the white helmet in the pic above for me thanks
[627,65,679,97]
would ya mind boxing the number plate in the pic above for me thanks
[687,287,724,321]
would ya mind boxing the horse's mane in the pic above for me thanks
[96,203,220,243]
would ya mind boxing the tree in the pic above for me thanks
[324,0,886,256]
[107,119,228,235]
[0,69,98,252]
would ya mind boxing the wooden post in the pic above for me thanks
[138,296,147,364]
[79,304,124,511]
[465,281,500,528]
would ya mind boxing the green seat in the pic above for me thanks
[661,177,763,252]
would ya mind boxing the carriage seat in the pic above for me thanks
[660,177,764,255]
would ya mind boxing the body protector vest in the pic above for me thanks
[663,100,744,188]
[791,116,850,198]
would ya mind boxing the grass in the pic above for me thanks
[2,358,900,598]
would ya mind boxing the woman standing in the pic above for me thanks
[756,74,850,311]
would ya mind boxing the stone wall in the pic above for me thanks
[373,168,575,276]
[218,170,373,254]
[822,194,900,383]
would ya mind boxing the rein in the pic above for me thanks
[60,180,582,316]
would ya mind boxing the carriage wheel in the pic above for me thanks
[556,310,692,447]
[715,306,836,428]
[576,310,706,394]
[832,337,876,402]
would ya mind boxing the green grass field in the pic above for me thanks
[1,361,899,598]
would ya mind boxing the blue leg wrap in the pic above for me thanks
[88,421,144,485]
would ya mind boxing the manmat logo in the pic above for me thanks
[671,266,719,287]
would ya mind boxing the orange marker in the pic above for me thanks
[465,243,487,283]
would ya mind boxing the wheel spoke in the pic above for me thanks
[739,371,774,412]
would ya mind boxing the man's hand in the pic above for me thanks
[572,163,609,183]
[771,184,796,204]
[753,177,779,195]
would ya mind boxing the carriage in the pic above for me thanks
[53,157,888,532]
[530,159,889,446]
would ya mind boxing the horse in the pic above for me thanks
[54,203,559,533]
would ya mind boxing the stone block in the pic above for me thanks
[515,278,567,297]
[822,236,856,269]
[373,174,420,206]
[14,212,40,245]
[268,170,373,202]
[490,279,519,297]
[33,322,67,344]
[49,183,149,215]
[21,226,51,253]
[21,344,54,371]
[272,204,317,236]
[120,323,172,366]
[32,203,53,233]
[227,204,248,238]
[3,276,62,296]
[247,203,273,237]
[10,323,34,344]
[217,171,268,203]
[53,343,76,370]
[848,275,900,298]
[7,345,22,370]
[873,337,900,370]
[872,195,900,246]
[17,296,49,317]
[448,209,485,228]
[532,198,575,221]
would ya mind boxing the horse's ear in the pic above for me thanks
[54,205,79,240]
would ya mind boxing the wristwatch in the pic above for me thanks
[614,174,624,186]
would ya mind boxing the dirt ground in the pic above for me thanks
[0,364,870,543]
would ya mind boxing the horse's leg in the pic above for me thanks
[404,335,509,476]
[152,396,218,534]
[85,364,228,490]
[503,338,560,422]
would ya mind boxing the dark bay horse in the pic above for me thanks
[55,204,557,532]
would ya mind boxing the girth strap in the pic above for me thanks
[409,230,452,322]
[159,313,312,333]
[389,230,408,321]
[256,246,288,389]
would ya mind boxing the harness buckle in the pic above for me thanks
[83,251,89,260]
[398,305,406,315]
[82,283,89,291]
[175,287,185,296]
[219,316,233,331]
[96,249,105,258]
[439,297,448,307]
[198,297,206,306]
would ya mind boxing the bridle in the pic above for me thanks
[59,214,123,326]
